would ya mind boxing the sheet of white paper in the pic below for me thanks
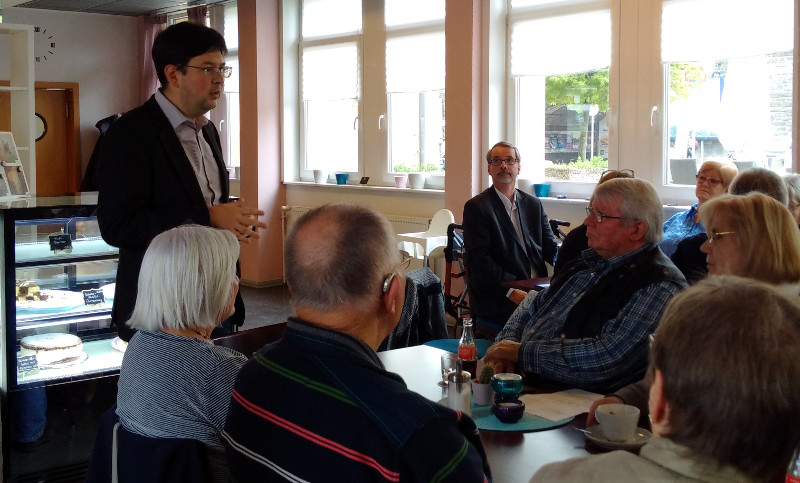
[520,389,605,421]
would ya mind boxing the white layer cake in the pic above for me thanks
[20,333,84,366]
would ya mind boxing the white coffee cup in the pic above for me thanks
[594,403,640,442]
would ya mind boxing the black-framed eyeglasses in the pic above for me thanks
[696,174,723,187]
[382,255,413,294]
[601,169,634,178]
[180,64,232,78]
[706,230,736,243]
[488,157,519,166]
[585,206,625,223]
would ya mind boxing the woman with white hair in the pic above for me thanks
[659,159,737,257]
[115,224,247,481]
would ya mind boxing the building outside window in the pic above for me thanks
[507,0,793,200]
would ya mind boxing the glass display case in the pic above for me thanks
[1,197,121,480]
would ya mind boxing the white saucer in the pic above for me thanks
[584,424,652,451]
[38,351,88,369]
[111,336,128,353]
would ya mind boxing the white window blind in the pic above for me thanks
[302,0,361,37]
[302,43,359,101]
[510,9,611,76]
[386,32,445,92]
[385,0,444,27]
[662,0,794,62]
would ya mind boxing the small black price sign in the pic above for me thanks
[82,289,105,306]
[360,176,370,185]
[49,233,72,252]
[17,355,38,372]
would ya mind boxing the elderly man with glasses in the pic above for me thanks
[223,204,491,482]
[462,141,559,334]
[484,178,687,393]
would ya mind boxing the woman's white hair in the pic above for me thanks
[127,224,239,332]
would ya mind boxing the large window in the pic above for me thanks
[510,1,612,184]
[507,0,794,202]
[662,0,794,185]
[298,0,446,186]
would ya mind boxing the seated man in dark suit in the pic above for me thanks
[484,179,687,392]
[223,204,491,482]
[463,141,558,331]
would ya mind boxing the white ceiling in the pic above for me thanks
[3,0,229,17]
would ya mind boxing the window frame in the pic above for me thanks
[287,0,447,189]
[502,0,796,205]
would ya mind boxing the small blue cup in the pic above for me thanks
[533,183,550,197]
[335,173,348,185]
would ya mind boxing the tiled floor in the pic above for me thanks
[6,285,294,482]
[238,283,295,329]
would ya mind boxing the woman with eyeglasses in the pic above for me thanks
[671,167,790,283]
[659,160,738,258]
[699,192,800,291]
[552,169,634,276]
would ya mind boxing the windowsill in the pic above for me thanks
[284,180,445,194]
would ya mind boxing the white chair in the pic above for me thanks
[396,209,454,268]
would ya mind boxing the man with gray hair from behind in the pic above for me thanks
[223,203,491,482]
[484,178,687,393]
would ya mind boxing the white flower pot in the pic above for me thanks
[408,173,426,189]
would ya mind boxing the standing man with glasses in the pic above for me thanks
[98,22,267,341]
[223,204,491,482]
[483,178,686,392]
[462,141,559,334]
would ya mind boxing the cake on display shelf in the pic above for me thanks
[15,280,49,302]
[19,333,87,368]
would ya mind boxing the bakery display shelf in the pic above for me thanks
[15,338,124,388]
[16,309,112,329]
[15,238,118,265]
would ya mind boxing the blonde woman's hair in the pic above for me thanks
[700,192,800,284]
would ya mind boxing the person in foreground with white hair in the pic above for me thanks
[116,224,247,482]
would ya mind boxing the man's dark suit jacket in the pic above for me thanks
[463,187,558,325]
[97,95,243,341]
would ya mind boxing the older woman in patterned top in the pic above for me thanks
[116,224,247,482]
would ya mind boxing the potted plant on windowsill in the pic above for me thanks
[394,162,441,189]
[392,165,413,188]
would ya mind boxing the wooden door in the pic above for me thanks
[0,82,80,196]
[34,88,70,196]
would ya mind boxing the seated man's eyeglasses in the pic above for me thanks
[489,157,519,166]
[180,64,233,78]
[381,255,413,294]
[695,174,723,187]
[585,206,625,223]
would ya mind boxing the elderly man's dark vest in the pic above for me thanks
[549,244,685,339]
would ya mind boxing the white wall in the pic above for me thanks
[0,8,139,175]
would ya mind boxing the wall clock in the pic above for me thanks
[33,26,56,63]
